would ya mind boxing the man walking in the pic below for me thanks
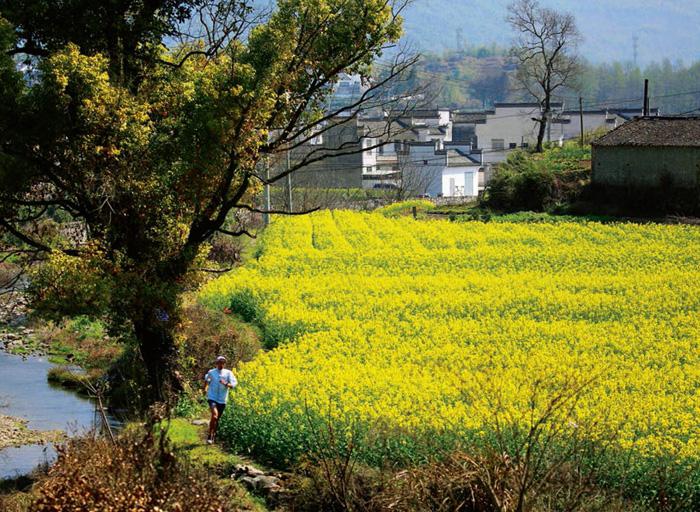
[204,355,237,444]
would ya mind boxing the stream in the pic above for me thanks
[0,351,119,480]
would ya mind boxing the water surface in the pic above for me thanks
[0,351,116,479]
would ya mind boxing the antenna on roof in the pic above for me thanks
[643,79,650,117]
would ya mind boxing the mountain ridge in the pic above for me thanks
[399,0,700,65]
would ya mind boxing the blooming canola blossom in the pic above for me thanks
[201,210,700,465]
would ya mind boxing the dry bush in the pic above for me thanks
[290,459,388,512]
[373,451,637,512]
[208,235,243,266]
[29,427,248,512]
[176,302,261,387]
[290,378,645,512]
[0,261,20,288]
[34,317,122,370]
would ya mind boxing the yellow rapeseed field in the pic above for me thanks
[201,210,700,469]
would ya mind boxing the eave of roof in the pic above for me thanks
[592,116,700,148]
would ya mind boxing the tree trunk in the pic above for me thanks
[133,308,183,403]
[535,114,548,153]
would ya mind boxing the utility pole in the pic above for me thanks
[643,79,650,117]
[286,146,293,212]
[633,35,639,67]
[579,97,585,147]
[263,157,271,226]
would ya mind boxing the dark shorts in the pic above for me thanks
[208,400,226,416]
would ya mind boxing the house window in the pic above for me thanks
[365,166,374,174]
[423,160,429,165]
[509,142,517,149]
[522,142,529,148]
[491,139,505,151]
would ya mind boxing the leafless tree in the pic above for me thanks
[393,156,436,200]
[507,0,581,152]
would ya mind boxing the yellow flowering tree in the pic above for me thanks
[0,1,410,400]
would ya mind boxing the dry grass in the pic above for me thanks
[29,427,256,511]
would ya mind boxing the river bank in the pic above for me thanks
[0,350,118,480]
[0,415,63,451]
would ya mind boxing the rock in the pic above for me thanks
[253,475,281,492]
[191,419,208,426]
[240,476,258,491]
[233,464,265,478]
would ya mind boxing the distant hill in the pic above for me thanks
[399,0,700,65]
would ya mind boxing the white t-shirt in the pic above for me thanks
[204,368,237,404]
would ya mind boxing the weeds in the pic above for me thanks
[29,423,247,511]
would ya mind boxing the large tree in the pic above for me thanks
[507,0,581,152]
[0,0,413,400]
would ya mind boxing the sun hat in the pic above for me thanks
[215,355,226,362]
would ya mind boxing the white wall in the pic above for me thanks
[401,144,445,196]
[442,167,480,197]
[475,105,541,160]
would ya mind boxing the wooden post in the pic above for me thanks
[579,97,585,147]
[412,206,417,219]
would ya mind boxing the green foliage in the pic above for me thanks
[0,0,202,86]
[392,47,700,114]
[483,143,591,213]
[34,316,121,370]
[173,393,206,419]
[228,290,261,323]
[46,366,99,394]
[165,418,245,474]
[176,301,262,389]
[380,50,511,109]
[225,290,304,349]
[28,250,112,321]
[0,0,405,399]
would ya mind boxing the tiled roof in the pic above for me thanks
[494,102,563,109]
[453,112,488,123]
[592,117,700,147]
[447,149,481,167]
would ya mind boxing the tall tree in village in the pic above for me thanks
[0,0,413,401]
[507,0,581,152]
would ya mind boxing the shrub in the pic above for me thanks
[207,235,243,265]
[483,145,591,212]
[228,290,260,323]
[36,316,121,370]
[47,366,101,393]
[30,428,246,511]
[0,262,20,288]
[176,302,261,390]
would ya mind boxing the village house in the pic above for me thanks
[591,116,700,189]
[282,103,656,194]
[452,103,653,164]
[397,140,483,197]
[551,107,658,143]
